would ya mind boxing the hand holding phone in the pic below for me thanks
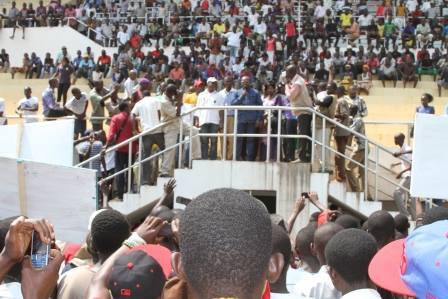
[30,231,50,269]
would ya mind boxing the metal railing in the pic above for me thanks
[74,106,427,208]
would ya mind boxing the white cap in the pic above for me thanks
[87,209,108,230]
[0,98,5,113]
[207,77,218,83]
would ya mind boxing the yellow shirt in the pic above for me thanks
[377,24,385,37]
[340,13,352,27]
[396,5,406,16]
[183,92,198,105]
[213,23,226,34]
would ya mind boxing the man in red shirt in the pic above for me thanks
[106,101,136,200]
[129,31,142,50]
[285,17,297,56]
[97,49,111,77]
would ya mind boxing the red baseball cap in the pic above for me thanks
[131,244,172,278]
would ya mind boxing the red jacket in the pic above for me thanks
[108,111,138,153]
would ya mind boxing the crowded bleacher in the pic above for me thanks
[1,0,448,298]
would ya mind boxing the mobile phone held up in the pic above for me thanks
[30,231,50,269]
[301,192,310,199]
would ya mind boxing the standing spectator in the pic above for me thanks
[416,93,435,115]
[89,80,116,131]
[106,102,136,200]
[195,77,224,160]
[357,65,372,95]
[348,86,368,118]
[391,133,414,218]
[285,17,297,56]
[231,76,263,161]
[219,76,238,160]
[160,84,201,177]
[54,57,74,105]
[117,25,130,46]
[15,87,38,123]
[35,0,47,26]
[346,105,367,194]
[123,69,139,100]
[333,86,350,182]
[9,1,25,39]
[42,78,66,118]
[313,82,337,172]
[64,87,88,139]
[285,65,313,163]
[0,49,10,72]
[225,26,242,59]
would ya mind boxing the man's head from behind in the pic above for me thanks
[326,229,378,294]
[175,188,274,299]
[270,223,292,293]
[90,209,131,261]
[294,223,320,273]
[367,210,395,248]
[312,222,343,266]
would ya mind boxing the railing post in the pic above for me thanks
[364,138,369,200]
[322,118,326,172]
[233,109,238,161]
[138,135,142,191]
[222,108,228,161]
[128,141,133,194]
[375,146,379,201]
[276,108,282,162]
[311,109,316,167]
[266,109,271,162]
[178,118,184,169]
[189,113,193,168]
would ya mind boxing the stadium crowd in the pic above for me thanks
[0,185,447,299]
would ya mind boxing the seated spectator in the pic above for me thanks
[369,220,448,298]
[27,52,43,79]
[42,52,55,78]
[325,18,340,47]
[15,86,39,123]
[398,55,418,88]
[417,47,437,81]
[379,56,398,87]
[96,50,111,77]
[402,22,416,48]
[384,16,398,50]
[326,229,381,298]
[345,17,360,46]
[416,18,433,48]
[75,54,95,82]
[357,64,372,95]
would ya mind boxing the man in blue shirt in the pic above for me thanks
[232,76,263,161]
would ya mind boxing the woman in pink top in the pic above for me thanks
[266,32,276,64]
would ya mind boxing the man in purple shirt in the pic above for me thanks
[42,79,66,118]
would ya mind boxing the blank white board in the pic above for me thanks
[411,113,448,199]
[0,157,97,243]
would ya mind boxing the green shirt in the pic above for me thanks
[90,89,104,124]
[384,23,396,36]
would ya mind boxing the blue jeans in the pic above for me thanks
[236,122,257,161]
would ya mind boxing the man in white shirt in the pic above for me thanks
[225,26,242,58]
[294,223,343,299]
[195,77,224,160]
[254,17,267,37]
[314,1,326,19]
[247,7,259,26]
[197,18,211,38]
[325,229,381,299]
[406,0,418,13]
[15,87,38,123]
[117,25,130,45]
[392,132,414,218]
[357,11,373,29]
[65,87,88,139]
[131,90,164,185]
[416,19,433,47]
[123,70,139,99]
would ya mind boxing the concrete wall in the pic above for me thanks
[174,160,324,232]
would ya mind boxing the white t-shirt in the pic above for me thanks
[195,90,224,126]
[123,77,139,99]
[18,96,39,123]
[293,265,341,299]
[341,289,381,299]
[65,93,88,115]
[198,22,211,33]
[0,282,23,299]
[131,96,161,132]
[358,14,373,27]
[286,266,313,293]
[117,30,130,45]
[225,31,242,48]
[254,22,267,35]
[399,144,412,178]
[271,293,301,299]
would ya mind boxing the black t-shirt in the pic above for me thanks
[315,68,329,81]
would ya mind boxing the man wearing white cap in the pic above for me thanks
[195,77,224,160]
[0,98,6,125]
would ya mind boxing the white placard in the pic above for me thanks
[0,124,19,158]
[410,113,448,199]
